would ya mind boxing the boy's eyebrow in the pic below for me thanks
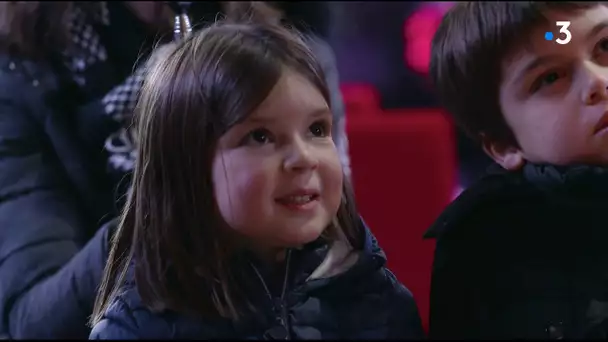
[513,21,608,85]
[586,20,608,42]
[514,55,561,84]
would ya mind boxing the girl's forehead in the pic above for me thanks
[248,70,328,120]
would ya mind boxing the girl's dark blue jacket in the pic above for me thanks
[90,223,425,340]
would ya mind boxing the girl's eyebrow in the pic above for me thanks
[248,108,331,124]
[308,108,333,119]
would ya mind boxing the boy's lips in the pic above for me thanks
[595,112,608,133]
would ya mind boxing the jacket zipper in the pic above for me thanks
[251,249,293,340]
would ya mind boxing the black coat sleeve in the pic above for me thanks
[385,271,426,340]
[0,67,113,339]
[428,229,488,339]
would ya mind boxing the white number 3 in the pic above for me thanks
[556,21,572,45]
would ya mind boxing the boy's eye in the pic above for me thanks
[531,70,564,93]
[542,72,560,85]
[309,120,330,137]
[597,37,608,53]
[244,128,273,145]
[593,37,608,65]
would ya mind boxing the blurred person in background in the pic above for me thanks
[0,1,346,339]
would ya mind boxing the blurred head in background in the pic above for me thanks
[225,1,331,38]
[0,2,227,57]
[0,1,76,56]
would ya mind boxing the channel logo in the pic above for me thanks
[544,21,572,45]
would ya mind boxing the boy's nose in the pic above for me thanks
[582,62,608,105]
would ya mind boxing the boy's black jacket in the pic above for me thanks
[426,162,608,339]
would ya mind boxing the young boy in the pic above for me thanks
[426,2,608,339]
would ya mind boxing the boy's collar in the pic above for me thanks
[522,162,608,197]
[424,161,608,239]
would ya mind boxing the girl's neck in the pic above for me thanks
[250,246,289,269]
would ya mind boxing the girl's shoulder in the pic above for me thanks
[91,285,228,340]
[90,286,174,339]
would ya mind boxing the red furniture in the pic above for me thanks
[340,83,382,116]
[346,110,456,331]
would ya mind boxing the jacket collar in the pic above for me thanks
[245,217,387,294]
[425,162,608,240]
[522,163,608,199]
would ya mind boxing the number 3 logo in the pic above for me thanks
[556,21,572,45]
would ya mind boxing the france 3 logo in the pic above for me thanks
[544,21,572,45]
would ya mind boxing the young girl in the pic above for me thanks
[89,21,424,340]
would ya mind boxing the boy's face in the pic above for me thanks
[494,5,608,170]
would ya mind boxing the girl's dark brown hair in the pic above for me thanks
[90,20,362,325]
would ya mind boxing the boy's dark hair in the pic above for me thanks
[90,20,362,325]
[430,2,598,146]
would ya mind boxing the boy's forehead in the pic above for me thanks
[502,4,608,87]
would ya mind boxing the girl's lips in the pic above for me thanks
[275,194,320,211]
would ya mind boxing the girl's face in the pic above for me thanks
[212,69,343,256]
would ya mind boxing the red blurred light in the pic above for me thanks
[404,3,454,74]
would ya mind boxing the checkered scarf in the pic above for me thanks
[63,3,352,179]
[63,2,143,173]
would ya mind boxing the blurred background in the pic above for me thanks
[322,2,492,327]
[328,1,492,188]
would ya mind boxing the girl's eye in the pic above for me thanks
[309,120,330,137]
[243,128,273,146]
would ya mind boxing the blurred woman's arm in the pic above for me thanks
[0,60,115,338]
[305,36,350,177]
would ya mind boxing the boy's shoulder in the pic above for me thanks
[424,164,543,241]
